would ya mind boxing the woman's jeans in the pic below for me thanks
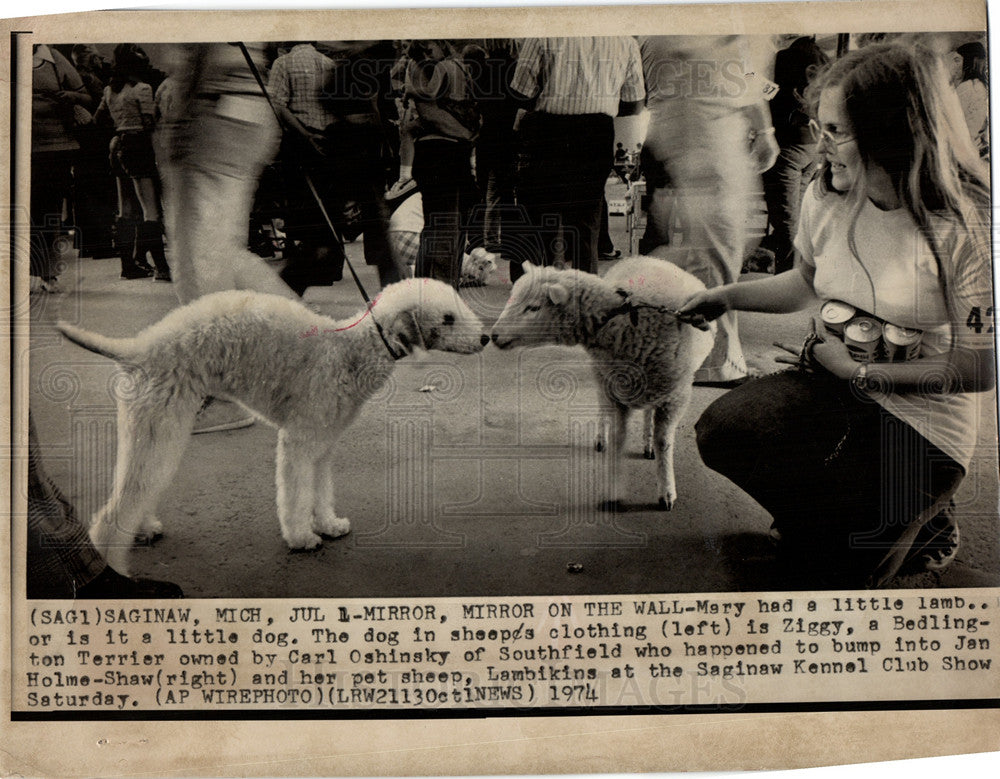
[695,370,965,587]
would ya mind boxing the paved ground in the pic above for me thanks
[26,225,1000,597]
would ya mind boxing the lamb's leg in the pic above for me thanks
[91,396,198,575]
[595,388,627,453]
[653,398,687,511]
[600,401,630,512]
[312,446,351,539]
[275,430,323,550]
[642,407,656,459]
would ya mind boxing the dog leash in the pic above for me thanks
[234,42,402,361]
[597,290,710,332]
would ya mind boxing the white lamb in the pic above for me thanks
[490,258,714,510]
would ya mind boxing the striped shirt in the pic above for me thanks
[511,37,645,116]
[267,44,338,132]
[640,35,774,109]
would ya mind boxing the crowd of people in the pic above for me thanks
[27,33,994,593]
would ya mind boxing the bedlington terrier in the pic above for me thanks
[491,258,714,511]
[57,279,488,574]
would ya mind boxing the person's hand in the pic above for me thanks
[810,333,857,379]
[677,289,729,330]
[751,130,780,173]
[55,90,85,106]
[773,318,856,378]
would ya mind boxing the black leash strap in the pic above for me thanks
[597,289,706,331]
[234,42,402,360]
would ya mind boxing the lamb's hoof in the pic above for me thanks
[314,515,351,539]
[643,448,656,460]
[286,530,324,551]
[594,439,605,453]
[658,496,674,511]
[599,499,623,513]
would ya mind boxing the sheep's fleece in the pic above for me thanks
[491,257,714,510]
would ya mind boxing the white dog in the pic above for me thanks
[459,247,498,287]
[57,279,488,574]
[491,258,714,511]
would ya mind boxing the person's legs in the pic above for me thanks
[637,149,673,255]
[413,139,471,287]
[761,143,816,274]
[339,122,409,287]
[598,196,619,259]
[29,150,74,283]
[647,103,754,383]
[515,114,612,275]
[695,371,966,587]
[26,414,182,598]
[159,96,295,305]
[561,115,614,273]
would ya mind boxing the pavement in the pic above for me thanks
[26,225,1000,597]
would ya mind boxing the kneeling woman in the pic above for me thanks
[680,43,994,588]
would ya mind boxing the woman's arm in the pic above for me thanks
[678,265,817,326]
[809,332,994,394]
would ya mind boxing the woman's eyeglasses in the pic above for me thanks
[808,118,855,147]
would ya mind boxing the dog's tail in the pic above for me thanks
[56,322,134,361]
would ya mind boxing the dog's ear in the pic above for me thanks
[522,261,536,275]
[386,311,423,356]
[545,282,570,306]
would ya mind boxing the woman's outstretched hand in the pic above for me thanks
[677,289,729,330]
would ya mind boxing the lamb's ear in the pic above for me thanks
[546,282,570,306]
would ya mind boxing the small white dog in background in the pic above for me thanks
[387,191,498,287]
[57,280,488,575]
[459,247,499,287]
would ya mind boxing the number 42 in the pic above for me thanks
[966,306,995,334]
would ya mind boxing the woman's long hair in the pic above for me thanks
[805,43,990,321]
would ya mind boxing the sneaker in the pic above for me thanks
[192,398,255,435]
[904,501,961,573]
[385,177,417,202]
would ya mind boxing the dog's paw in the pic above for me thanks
[594,438,606,453]
[658,495,675,511]
[314,514,351,539]
[643,447,656,460]
[284,530,324,551]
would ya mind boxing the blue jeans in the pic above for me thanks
[695,370,965,587]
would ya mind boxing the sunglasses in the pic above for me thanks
[808,118,855,147]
